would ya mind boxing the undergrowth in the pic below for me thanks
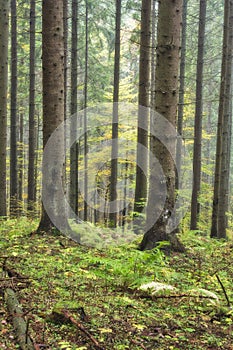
[0,217,233,349]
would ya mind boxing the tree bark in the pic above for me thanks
[4,288,34,350]
[190,0,207,230]
[140,0,184,251]
[10,0,18,216]
[27,0,36,212]
[109,0,121,228]
[211,0,230,238]
[176,0,188,189]
[218,0,233,238]
[37,0,70,235]
[70,0,79,215]
[134,0,151,219]
[83,0,89,221]
[0,0,10,217]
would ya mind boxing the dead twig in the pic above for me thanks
[215,274,231,307]
[131,339,147,349]
[61,309,105,350]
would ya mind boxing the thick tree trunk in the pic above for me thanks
[140,0,184,252]
[190,0,207,230]
[37,0,71,235]
[140,0,182,250]
[0,0,10,217]
[134,0,151,218]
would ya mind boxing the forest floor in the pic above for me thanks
[1,218,233,350]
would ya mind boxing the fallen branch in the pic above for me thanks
[60,309,104,350]
[216,274,231,307]
[4,288,35,350]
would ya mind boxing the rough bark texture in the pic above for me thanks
[211,0,230,238]
[5,288,34,350]
[190,0,207,230]
[218,0,233,238]
[70,0,79,215]
[27,0,36,211]
[109,0,121,227]
[176,0,188,188]
[83,0,88,221]
[140,0,184,251]
[10,0,18,216]
[134,0,151,218]
[37,0,69,234]
[0,0,9,216]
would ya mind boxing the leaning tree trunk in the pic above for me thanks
[140,0,184,252]
[0,0,10,217]
[190,0,207,230]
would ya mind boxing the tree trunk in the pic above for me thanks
[190,0,207,230]
[18,112,24,210]
[0,0,10,217]
[109,0,121,228]
[83,0,89,221]
[218,0,233,238]
[37,0,70,235]
[134,0,151,219]
[27,0,36,212]
[140,0,184,251]
[70,0,79,215]
[211,0,230,238]
[10,0,18,216]
[176,0,188,189]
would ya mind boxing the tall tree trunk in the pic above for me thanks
[83,0,89,221]
[218,0,233,238]
[0,0,10,217]
[27,0,36,212]
[109,0,121,228]
[10,0,18,216]
[190,0,207,230]
[134,0,151,219]
[18,112,24,207]
[211,0,230,237]
[37,0,70,234]
[176,0,188,188]
[140,0,184,252]
[70,0,79,215]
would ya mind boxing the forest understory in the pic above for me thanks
[1,218,233,350]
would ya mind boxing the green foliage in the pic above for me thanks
[1,219,233,349]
